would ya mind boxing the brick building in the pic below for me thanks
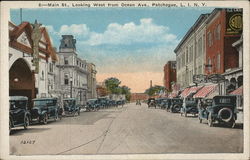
[163,61,176,91]
[130,93,149,102]
[205,8,242,74]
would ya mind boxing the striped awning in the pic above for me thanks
[193,84,217,98]
[180,86,203,98]
[230,86,243,95]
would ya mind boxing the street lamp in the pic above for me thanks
[70,76,73,98]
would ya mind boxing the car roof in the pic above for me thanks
[10,96,28,101]
[63,98,76,100]
[33,97,58,101]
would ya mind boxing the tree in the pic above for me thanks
[104,77,121,94]
[145,85,165,96]
[121,85,131,101]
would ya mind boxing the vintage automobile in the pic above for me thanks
[31,97,60,124]
[63,98,81,116]
[9,96,31,133]
[169,98,183,113]
[180,98,199,117]
[148,98,156,108]
[203,95,237,128]
[159,98,169,109]
[86,99,100,111]
[198,98,213,123]
[136,100,141,105]
[98,97,109,108]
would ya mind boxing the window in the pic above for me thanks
[208,32,212,47]
[64,58,68,65]
[198,37,202,57]
[64,74,69,85]
[49,63,53,72]
[216,24,221,40]
[217,54,220,70]
[186,48,188,64]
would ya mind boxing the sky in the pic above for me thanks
[10,7,214,93]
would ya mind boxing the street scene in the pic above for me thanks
[7,5,244,156]
[10,103,243,155]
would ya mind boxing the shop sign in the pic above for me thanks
[226,9,243,35]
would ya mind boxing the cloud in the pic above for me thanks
[82,18,178,46]
[59,24,90,36]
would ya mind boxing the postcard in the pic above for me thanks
[0,1,249,160]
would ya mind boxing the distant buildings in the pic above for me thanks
[130,93,149,102]
[163,61,176,92]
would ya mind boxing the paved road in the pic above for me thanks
[10,103,243,155]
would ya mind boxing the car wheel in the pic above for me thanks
[199,117,202,123]
[54,113,58,121]
[208,113,213,127]
[24,116,29,130]
[43,114,48,125]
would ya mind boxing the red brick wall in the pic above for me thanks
[164,62,176,91]
[206,9,241,75]
[130,93,149,102]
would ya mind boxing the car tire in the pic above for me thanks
[43,114,48,125]
[199,117,202,123]
[24,116,29,130]
[208,113,213,127]
[54,113,58,121]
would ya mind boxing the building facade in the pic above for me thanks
[87,63,97,99]
[175,14,209,89]
[205,8,242,75]
[55,35,89,105]
[163,61,176,92]
[9,21,58,108]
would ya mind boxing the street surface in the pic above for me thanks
[10,103,243,155]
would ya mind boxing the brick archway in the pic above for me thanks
[9,58,35,109]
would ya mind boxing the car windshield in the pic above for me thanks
[64,100,75,107]
[10,100,27,109]
[33,99,57,107]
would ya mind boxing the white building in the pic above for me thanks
[55,35,89,105]
[9,21,58,108]
[174,14,209,89]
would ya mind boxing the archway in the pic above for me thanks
[237,76,243,87]
[9,58,35,109]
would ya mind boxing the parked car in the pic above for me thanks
[169,98,183,113]
[31,97,60,124]
[9,96,31,134]
[63,98,80,116]
[155,98,164,108]
[198,98,213,123]
[98,97,109,108]
[205,95,237,128]
[180,98,199,117]
[86,99,100,111]
[148,98,156,108]
[159,98,169,109]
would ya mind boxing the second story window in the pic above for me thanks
[64,74,69,85]
[64,58,68,65]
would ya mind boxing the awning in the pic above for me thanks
[193,84,217,98]
[230,86,243,95]
[180,86,203,98]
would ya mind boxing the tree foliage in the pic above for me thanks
[104,77,131,101]
[144,85,165,96]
